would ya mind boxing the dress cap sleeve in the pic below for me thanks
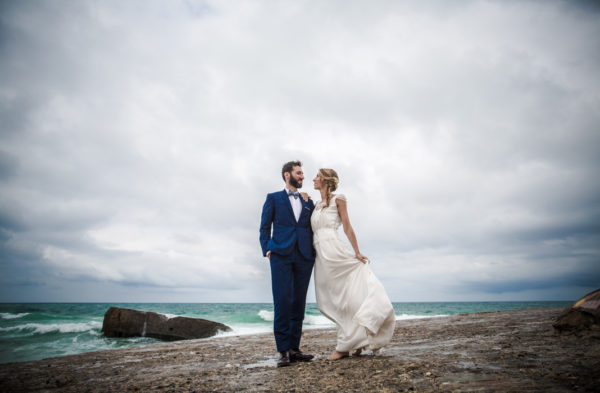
[335,194,346,201]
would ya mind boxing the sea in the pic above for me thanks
[0,301,571,364]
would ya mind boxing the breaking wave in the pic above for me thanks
[0,321,102,335]
[0,313,30,320]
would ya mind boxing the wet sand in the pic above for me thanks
[1,307,598,392]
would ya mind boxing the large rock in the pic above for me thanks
[102,307,231,340]
[554,288,600,332]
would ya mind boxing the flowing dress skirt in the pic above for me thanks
[313,227,395,352]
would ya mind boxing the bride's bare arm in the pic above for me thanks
[336,198,369,264]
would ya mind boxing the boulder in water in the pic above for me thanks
[102,307,231,340]
[554,289,600,332]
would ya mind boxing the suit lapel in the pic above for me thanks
[280,190,296,220]
[298,195,311,221]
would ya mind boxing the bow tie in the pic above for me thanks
[287,190,300,199]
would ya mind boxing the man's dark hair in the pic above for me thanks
[282,160,302,181]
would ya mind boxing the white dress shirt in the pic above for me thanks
[286,188,302,222]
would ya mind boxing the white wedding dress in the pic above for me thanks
[311,194,396,353]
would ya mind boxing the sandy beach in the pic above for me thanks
[1,307,598,392]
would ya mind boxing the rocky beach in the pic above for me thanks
[1,307,598,392]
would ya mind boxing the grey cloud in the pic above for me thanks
[460,268,600,295]
[0,0,598,301]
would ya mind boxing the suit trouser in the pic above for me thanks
[269,246,314,353]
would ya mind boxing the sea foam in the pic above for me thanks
[258,310,274,321]
[0,321,102,335]
[395,314,447,321]
[0,313,30,320]
[304,314,334,326]
[257,310,439,326]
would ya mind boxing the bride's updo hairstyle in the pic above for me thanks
[319,168,339,207]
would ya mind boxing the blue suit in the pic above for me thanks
[260,190,315,352]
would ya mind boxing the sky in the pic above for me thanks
[1,0,599,303]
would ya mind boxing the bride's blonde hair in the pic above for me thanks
[318,168,339,207]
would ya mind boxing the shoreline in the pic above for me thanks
[1,307,598,392]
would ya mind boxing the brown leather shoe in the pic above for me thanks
[277,351,291,367]
[289,349,314,362]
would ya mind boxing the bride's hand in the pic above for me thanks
[356,252,369,264]
[300,192,311,202]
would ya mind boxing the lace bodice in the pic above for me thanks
[310,194,346,232]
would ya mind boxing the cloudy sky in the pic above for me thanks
[1,0,599,303]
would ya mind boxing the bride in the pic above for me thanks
[310,168,396,361]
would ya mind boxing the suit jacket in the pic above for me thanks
[260,190,315,260]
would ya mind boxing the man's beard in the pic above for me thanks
[289,176,302,189]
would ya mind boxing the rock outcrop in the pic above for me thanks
[554,288,600,332]
[102,307,231,340]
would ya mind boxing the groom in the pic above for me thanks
[260,161,316,367]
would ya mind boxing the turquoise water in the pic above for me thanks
[0,301,571,364]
